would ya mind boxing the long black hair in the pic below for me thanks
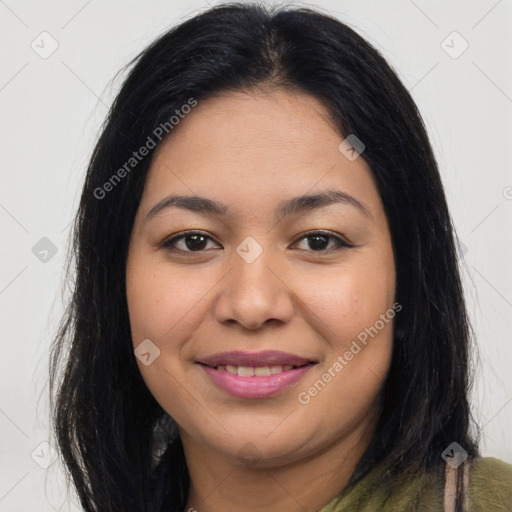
[49,3,480,511]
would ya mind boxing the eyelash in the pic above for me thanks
[160,230,354,254]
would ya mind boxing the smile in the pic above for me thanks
[202,363,309,376]
[197,361,316,399]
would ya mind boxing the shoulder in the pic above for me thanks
[318,457,512,512]
[469,456,512,479]
[467,457,512,511]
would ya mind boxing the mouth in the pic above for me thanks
[197,361,314,377]
[196,350,318,376]
[195,350,318,399]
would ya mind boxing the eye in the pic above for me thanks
[160,230,354,254]
[292,231,354,252]
[161,231,221,253]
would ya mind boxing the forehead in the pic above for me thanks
[139,88,383,221]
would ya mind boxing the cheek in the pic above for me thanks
[125,258,208,416]
[126,254,223,350]
[126,268,161,344]
[299,262,395,343]
[297,267,395,425]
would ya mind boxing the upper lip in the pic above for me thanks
[196,350,317,368]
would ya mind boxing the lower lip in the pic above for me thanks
[198,364,314,399]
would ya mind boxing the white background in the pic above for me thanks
[1,0,511,510]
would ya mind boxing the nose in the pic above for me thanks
[213,244,295,330]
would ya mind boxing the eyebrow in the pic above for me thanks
[144,189,371,223]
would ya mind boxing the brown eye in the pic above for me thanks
[161,231,220,253]
[161,230,353,255]
[293,231,354,252]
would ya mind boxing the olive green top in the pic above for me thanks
[318,457,512,511]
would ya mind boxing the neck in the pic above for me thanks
[181,419,376,512]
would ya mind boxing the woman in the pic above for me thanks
[49,3,512,511]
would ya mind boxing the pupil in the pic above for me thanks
[186,235,207,251]
[309,235,328,250]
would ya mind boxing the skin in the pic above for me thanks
[126,87,397,512]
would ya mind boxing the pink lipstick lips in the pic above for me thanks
[196,350,317,399]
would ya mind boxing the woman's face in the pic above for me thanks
[126,88,396,468]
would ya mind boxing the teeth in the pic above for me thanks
[226,365,238,374]
[238,366,254,377]
[214,364,302,376]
